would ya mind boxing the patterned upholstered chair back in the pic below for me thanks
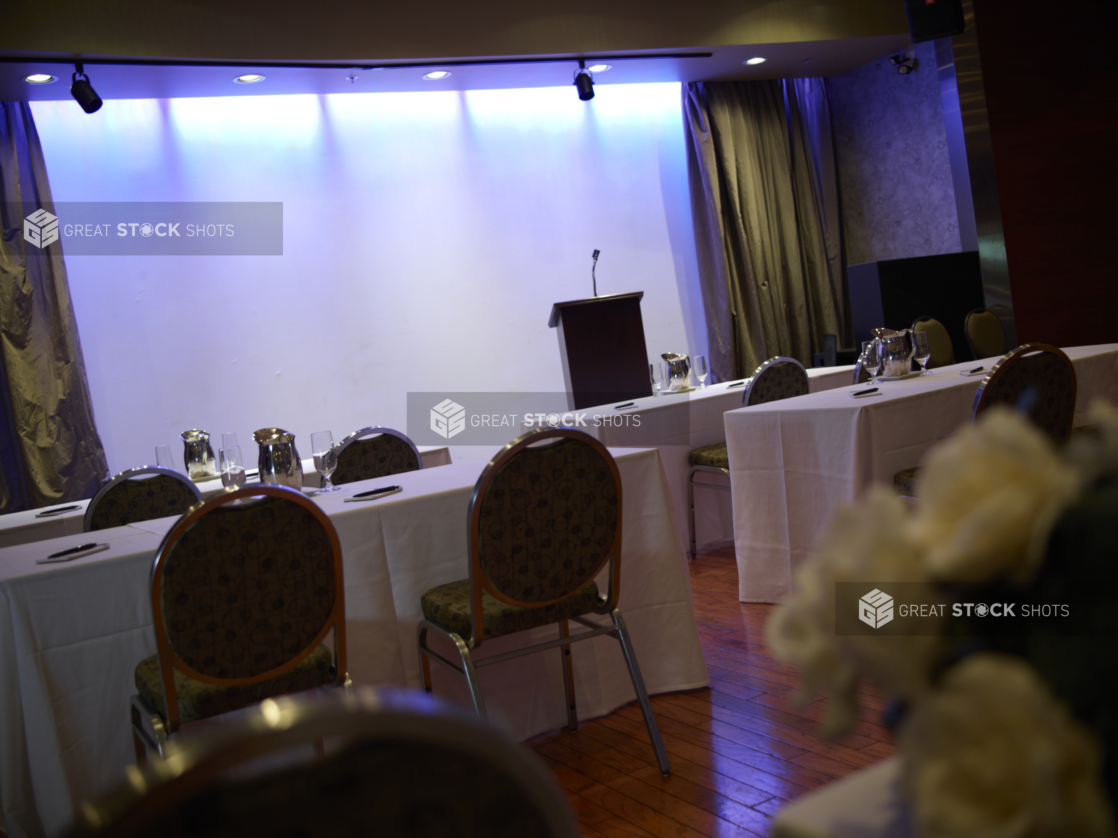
[972,343,1077,443]
[743,357,809,407]
[470,429,620,618]
[68,689,577,838]
[149,485,346,727]
[85,467,202,532]
[965,308,1008,360]
[331,427,421,486]
[912,316,957,368]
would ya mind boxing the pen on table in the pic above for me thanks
[47,543,100,559]
[970,366,984,374]
[36,504,82,516]
[351,485,401,499]
[852,387,879,396]
[726,380,746,388]
[614,402,635,410]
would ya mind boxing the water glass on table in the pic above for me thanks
[694,355,709,388]
[913,331,932,374]
[865,340,883,385]
[221,432,239,451]
[311,431,340,493]
[650,363,664,396]
[155,444,176,471]
[219,446,246,490]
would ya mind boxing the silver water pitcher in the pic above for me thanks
[871,328,916,378]
[180,429,218,482]
[661,352,692,392]
[253,428,303,490]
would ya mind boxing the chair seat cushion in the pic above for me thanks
[135,644,336,724]
[689,443,729,469]
[894,467,920,498]
[421,579,602,640]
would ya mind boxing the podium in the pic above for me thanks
[548,292,652,410]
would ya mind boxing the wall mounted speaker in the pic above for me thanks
[904,0,965,43]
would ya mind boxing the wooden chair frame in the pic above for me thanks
[330,425,423,486]
[416,427,670,775]
[130,484,349,761]
[687,357,806,559]
[84,466,202,532]
[972,342,1077,442]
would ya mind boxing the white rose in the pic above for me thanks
[899,653,1115,838]
[907,408,1080,586]
[768,487,940,738]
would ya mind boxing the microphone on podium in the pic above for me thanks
[592,249,601,297]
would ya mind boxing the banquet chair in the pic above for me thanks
[84,467,202,532]
[330,426,421,486]
[416,427,671,776]
[964,308,1008,360]
[129,484,349,762]
[911,316,956,368]
[74,689,575,838]
[687,357,808,559]
[894,343,1077,498]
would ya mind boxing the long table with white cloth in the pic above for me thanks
[724,344,1118,603]
[0,446,452,551]
[593,365,855,558]
[0,446,707,838]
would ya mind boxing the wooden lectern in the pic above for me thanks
[548,292,652,410]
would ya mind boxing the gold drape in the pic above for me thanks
[0,102,107,512]
[684,80,845,380]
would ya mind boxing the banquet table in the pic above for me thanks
[725,344,1118,603]
[0,446,452,551]
[0,446,706,838]
[592,365,855,557]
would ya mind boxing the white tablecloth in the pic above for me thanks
[0,446,706,838]
[725,344,1118,602]
[0,446,452,551]
[593,366,855,557]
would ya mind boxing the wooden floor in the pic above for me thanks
[527,541,895,838]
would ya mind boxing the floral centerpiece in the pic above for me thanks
[768,404,1118,837]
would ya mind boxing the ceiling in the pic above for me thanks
[1,0,912,101]
[0,37,912,102]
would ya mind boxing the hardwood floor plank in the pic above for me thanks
[525,549,895,838]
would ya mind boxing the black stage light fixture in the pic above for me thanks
[70,63,102,113]
[574,59,594,101]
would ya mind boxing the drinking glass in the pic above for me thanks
[155,445,176,471]
[913,331,932,375]
[650,363,664,396]
[866,339,883,385]
[694,355,709,388]
[219,446,246,491]
[221,432,239,451]
[310,431,339,493]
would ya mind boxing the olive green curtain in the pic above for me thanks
[683,79,846,380]
[0,102,107,513]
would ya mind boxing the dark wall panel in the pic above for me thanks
[972,0,1118,346]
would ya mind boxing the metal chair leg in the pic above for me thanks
[417,623,434,693]
[450,632,488,720]
[611,608,671,776]
[559,619,578,732]
[688,472,697,559]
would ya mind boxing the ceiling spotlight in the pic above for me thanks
[234,74,266,84]
[23,73,57,85]
[423,71,451,80]
[888,52,917,74]
[70,64,102,114]
[574,60,594,101]
[587,64,612,73]
[743,57,766,65]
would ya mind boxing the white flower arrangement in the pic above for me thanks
[767,405,1118,837]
